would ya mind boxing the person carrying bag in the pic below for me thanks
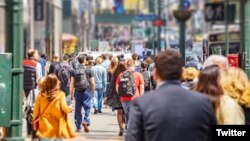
[32,74,75,140]
[33,99,53,131]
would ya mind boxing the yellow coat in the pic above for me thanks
[217,94,245,125]
[33,91,76,139]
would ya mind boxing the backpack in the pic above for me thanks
[118,71,136,97]
[57,64,71,86]
[74,66,89,91]
[23,60,38,90]
[141,71,151,91]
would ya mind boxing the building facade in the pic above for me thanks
[24,0,62,60]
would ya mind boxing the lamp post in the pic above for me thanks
[173,0,192,65]
[4,0,24,140]
[179,0,186,64]
[157,0,162,53]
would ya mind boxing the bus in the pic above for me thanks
[204,27,241,59]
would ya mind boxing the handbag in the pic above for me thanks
[32,100,53,130]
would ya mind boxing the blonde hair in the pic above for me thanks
[52,54,59,62]
[125,59,135,68]
[222,67,250,107]
[38,77,45,90]
[41,74,60,101]
[108,57,119,74]
[203,55,229,69]
[182,67,200,81]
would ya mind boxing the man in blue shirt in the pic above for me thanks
[102,54,111,70]
[39,53,47,77]
[91,57,107,114]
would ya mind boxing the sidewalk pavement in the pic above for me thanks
[24,107,124,141]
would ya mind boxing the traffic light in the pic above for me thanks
[113,0,124,14]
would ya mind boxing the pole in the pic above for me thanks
[240,0,245,70]
[225,0,229,56]
[179,0,186,65]
[157,0,162,53]
[149,0,156,55]
[4,0,24,141]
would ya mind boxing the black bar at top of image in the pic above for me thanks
[212,125,250,141]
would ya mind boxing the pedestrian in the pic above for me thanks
[202,55,245,124]
[147,55,155,73]
[23,49,43,98]
[118,54,125,62]
[181,67,199,90]
[116,59,144,128]
[91,57,107,114]
[39,52,47,77]
[23,49,43,137]
[106,57,119,114]
[185,56,202,70]
[140,61,154,93]
[106,62,126,136]
[132,53,141,72]
[107,57,119,84]
[102,54,111,70]
[222,67,250,125]
[70,55,95,132]
[0,127,5,138]
[126,50,216,141]
[56,55,74,105]
[48,54,60,74]
[33,74,75,140]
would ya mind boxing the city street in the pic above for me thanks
[25,107,124,141]
[1,0,250,140]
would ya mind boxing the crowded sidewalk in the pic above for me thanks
[25,107,124,141]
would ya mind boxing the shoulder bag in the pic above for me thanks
[32,100,53,130]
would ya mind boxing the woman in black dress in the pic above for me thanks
[106,61,126,136]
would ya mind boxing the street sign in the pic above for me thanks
[153,19,165,26]
[227,54,239,67]
[135,14,158,21]
[205,3,224,22]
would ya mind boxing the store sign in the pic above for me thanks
[135,14,157,21]
[227,54,239,67]
[34,0,44,21]
[153,19,165,27]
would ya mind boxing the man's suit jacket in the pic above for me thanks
[126,81,216,141]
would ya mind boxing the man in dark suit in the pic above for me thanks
[126,50,216,141]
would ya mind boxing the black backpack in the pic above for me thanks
[74,66,88,91]
[57,64,71,86]
[118,71,136,97]
[141,71,151,91]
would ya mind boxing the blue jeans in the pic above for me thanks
[122,101,132,126]
[94,88,104,111]
[74,89,92,129]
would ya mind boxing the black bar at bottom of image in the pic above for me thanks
[212,125,250,141]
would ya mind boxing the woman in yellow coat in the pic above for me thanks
[33,74,76,140]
